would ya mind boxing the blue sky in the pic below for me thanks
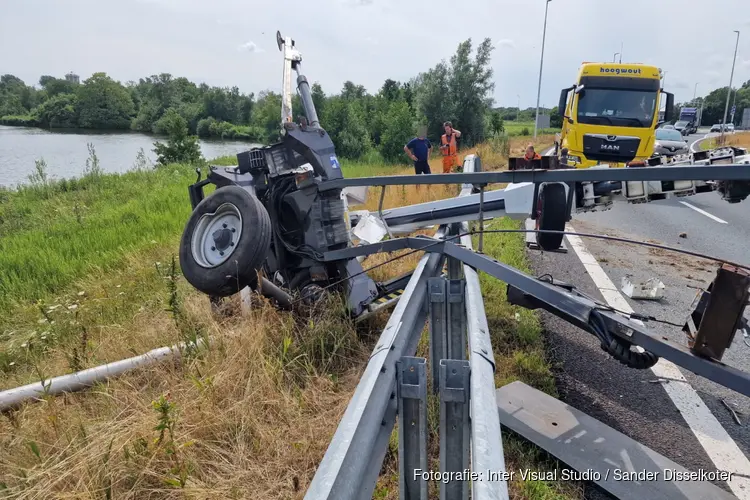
[2,0,749,107]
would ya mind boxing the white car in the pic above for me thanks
[727,123,735,133]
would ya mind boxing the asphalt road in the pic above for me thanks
[531,130,750,499]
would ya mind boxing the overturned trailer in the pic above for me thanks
[176,33,750,499]
[4,32,750,500]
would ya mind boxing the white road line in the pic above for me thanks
[679,201,728,224]
[565,224,750,499]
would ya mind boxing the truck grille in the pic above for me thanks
[582,134,641,163]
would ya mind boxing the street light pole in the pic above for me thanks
[720,30,740,143]
[613,53,619,62]
[517,95,520,121]
[534,0,552,138]
[693,83,698,102]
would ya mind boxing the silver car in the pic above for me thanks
[654,128,689,156]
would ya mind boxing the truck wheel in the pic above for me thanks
[535,182,567,251]
[179,186,272,297]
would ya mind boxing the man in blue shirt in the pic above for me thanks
[404,127,432,175]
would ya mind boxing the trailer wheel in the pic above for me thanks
[179,186,272,297]
[535,182,566,251]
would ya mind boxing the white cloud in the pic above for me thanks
[238,41,263,53]
[497,39,515,49]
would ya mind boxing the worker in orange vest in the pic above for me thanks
[440,121,462,173]
[524,144,541,160]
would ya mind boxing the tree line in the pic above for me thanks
[0,38,502,164]
[672,80,750,126]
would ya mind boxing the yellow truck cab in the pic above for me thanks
[556,62,674,169]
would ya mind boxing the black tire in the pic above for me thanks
[179,185,272,297]
[535,182,567,251]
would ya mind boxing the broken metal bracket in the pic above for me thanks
[685,264,750,360]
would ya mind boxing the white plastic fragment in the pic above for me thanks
[621,276,665,300]
[352,213,388,245]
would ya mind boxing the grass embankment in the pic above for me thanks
[698,131,750,151]
[0,134,576,499]
[503,120,559,137]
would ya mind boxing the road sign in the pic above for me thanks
[731,105,736,114]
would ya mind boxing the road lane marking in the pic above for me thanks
[565,224,750,499]
[679,201,728,224]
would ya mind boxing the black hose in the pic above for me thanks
[590,310,659,369]
[259,277,293,309]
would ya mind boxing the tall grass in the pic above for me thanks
[503,120,559,137]
[0,136,581,499]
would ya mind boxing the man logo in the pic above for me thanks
[600,144,620,152]
[606,135,617,141]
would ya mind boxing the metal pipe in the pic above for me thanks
[281,37,294,125]
[319,164,750,191]
[296,69,320,127]
[720,30,740,143]
[0,339,207,412]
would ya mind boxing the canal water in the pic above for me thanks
[0,125,260,188]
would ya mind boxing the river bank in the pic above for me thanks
[0,125,261,188]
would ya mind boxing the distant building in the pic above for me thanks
[65,72,80,84]
[535,114,551,130]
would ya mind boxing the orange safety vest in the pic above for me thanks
[525,153,541,160]
[441,133,459,173]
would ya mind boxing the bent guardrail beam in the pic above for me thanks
[304,228,447,499]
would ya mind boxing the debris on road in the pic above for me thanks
[648,378,670,384]
[621,276,666,300]
[721,398,742,425]
[679,232,687,238]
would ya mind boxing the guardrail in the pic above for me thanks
[305,154,511,499]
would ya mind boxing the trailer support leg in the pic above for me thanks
[429,278,448,393]
[447,279,466,361]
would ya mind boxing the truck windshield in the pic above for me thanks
[576,89,657,128]
[674,121,689,127]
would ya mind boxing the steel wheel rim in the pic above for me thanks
[191,203,243,268]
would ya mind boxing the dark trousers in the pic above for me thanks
[414,160,431,174]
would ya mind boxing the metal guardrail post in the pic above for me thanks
[447,279,466,361]
[439,359,471,500]
[397,357,429,500]
[429,277,448,393]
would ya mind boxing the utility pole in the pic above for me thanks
[693,83,698,102]
[720,30,740,144]
[619,42,623,63]
[534,0,552,138]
